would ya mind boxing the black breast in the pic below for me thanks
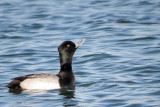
[57,64,75,89]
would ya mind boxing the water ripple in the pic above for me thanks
[0,0,160,106]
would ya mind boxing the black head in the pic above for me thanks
[58,41,76,65]
[58,41,76,52]
[58,39,85,66]
[58,39,85,89]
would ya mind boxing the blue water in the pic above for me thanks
[0,0,160,106]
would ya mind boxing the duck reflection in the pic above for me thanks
[8,88,75,98]
[8,88,76,106]
[9,88,23,94]
[59,88,75,99]
[59,89,77,106]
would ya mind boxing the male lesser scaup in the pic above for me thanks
[6,39,85,90]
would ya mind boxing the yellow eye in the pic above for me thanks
[67,44,70,48]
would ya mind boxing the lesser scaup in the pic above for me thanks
[6,39,85,90]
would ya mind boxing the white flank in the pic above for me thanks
[20,77,60,90]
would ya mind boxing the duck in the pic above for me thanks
[6,39,85,90]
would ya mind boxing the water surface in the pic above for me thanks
[0,0,160,107]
